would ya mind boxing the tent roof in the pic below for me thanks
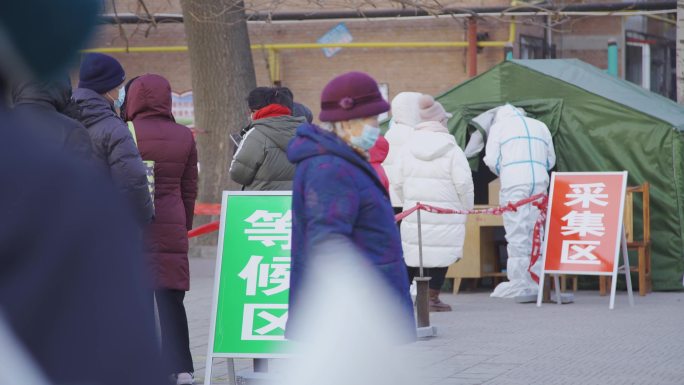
[510,59,684,131]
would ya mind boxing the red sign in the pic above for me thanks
[542,172,627,275]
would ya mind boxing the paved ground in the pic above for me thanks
[186,256,684,385]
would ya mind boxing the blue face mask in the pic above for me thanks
[114,87,126,109]
[350,124,381,151]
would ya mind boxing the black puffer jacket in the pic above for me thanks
[11,80,92,160]
[73,87,154,225]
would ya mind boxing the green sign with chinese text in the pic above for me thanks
[208,192,292,358]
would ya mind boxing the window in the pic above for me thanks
[625,31,676,100]
[520,35,546,59]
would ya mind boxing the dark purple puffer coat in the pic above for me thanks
[126,74,198,291]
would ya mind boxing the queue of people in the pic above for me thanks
[7,52,199,384]
[1,31,549,383]
[227,70,554,340]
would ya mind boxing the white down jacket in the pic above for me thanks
[396,121,474,267]
[384,92,422,207]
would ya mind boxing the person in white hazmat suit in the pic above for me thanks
[480,104,556,299]
[384,92,423,211]
[396,95,474,311]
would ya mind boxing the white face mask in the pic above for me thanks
[350,124,381,150]
[114,87,125,109]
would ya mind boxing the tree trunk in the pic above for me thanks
[678,0,684,103]
[180,0,256,245]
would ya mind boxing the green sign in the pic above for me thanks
[207,192,292,359]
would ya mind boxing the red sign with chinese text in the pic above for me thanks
[542,172,627,275]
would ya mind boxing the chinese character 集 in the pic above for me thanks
[561,210,605,237]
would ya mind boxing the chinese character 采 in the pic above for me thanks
[565,183,609,208]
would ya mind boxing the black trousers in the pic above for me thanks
[155,289,194,374]
[407,266,448,291]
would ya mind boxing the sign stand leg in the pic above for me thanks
[553,275,562,305]
[254,358,268,373]
[621,226,635,307]
[609,262,619,310]
[226,358,237,385]
[536,272,546,307]
[203,356,213,385]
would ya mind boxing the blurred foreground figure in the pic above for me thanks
[11,76,93,161]
[0,1,165,384]
[281,242,417,385]
[286,72,416,340]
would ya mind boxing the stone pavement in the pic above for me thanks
[185,256,684,385]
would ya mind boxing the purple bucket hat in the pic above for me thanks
[319,71,390,122]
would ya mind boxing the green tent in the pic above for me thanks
[437,58,684,291]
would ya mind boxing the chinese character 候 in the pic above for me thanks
[244,210,292,250]
[238,255,291,296]
[565,183,609,208]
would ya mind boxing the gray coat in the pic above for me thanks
[73,87,154,225]
[230,115,306,191]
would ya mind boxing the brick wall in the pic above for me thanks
[89,15,527,120]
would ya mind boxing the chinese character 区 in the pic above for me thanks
[241,304,288,341]
[560,240,601,265]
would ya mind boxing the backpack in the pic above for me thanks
[127,121,156,207]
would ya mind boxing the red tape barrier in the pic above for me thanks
[394,193,548,283]
[188,194,549,282]
[188,220,220,238]
[194,203,221,216]
[393,193,546,222]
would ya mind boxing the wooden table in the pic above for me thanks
[445,205,506,294]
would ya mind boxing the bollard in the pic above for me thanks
[415,277,431,328]
[415,203,437,338]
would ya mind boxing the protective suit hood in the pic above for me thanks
[494,103,526,123]
[464,104,526,159]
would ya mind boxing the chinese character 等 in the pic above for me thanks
[244,210,292,250]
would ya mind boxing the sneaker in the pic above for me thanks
[176,372,194,385]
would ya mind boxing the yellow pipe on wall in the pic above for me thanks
[84,20,515,83]
[83,20,516,53]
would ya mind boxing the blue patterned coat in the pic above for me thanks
[285,123,415,340]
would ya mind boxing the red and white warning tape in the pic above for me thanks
[188,194,549,281]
